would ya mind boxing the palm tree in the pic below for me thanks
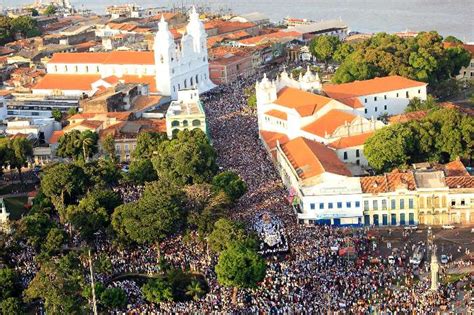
[185,280,204,301]
[81,137,95,162]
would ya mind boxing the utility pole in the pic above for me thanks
[88,249,98,315]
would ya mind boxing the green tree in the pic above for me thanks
[100,134,116,162]
[6,137,33,184]
[132,132,166,160]
[83,159,121,188]
[42,227,66,255]
[208,219,248,253]
[0,16,13,45]
[141,278,173,303]
[51,108,62,122]
[100,287,127,309]
[17,212,55,249]
[10,16,41,38]
[212,171,247,202]
[0,297,23,315]
[185,280,205,301]
[127,159,157,184]
[25,254,86,314]
[111,181,185,244]
[66,195,109,240]
[333,42,354,63]
[405,95,438,112]
[443,35,463,44]
[57,130,98,161]
[94,253,113,275]
[0,268,17,300]
[309,35,341,65]
[215,241,266,304]
[41,163,86,216]
[152,129,217,186]
[67,107,77,116]
[44,4,57,16]
[187,189,231,236]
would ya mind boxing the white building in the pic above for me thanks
[0,91,9,122]
[6,118,58,143]
[323,76,427,119]
[33,7,215,100]
[165,89,207,138]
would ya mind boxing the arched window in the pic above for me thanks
[190,77,193,86]
[192,119,201,127]
[184,79,187,88]
[196,74,199,84]
[171,121,179,127]
[182,120,189,127]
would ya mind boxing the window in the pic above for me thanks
[406,91,409,98]
[337,202,342,209]
[171,121,179,127]
[364,200,369,211]
[343,152,348,160]
[319,203,324,209]
[346,202,351,208]
[355,201,360,207]
[384,105,387,110]
[408,199,414,209]
[184,79,187,88]
[310,203,315,210]
[374,96,377,101]
[328,203,333,209]
[355,149,360,158]
[364,98,367,103]
[391,199,396,209]
[182,120,188,127]
[382,200,387,210]
[418,89,421,94]
[400,199,405,210]
[373,200,378,210]
[356,160,360,165]
[364,108,368,114]
[384,95,387,100]
[374,107,377,112]
[461,199,466,206]
[396,93,399,97]
[124,144,129,152]
[451,200,456,206]
[192,119,201,127]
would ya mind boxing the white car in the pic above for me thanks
[442,225,455,230]
[440,255,448,264]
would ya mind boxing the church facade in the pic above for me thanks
[35,7,215,99]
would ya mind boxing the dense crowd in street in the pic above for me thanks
[2,65,469,313]
[113,185,144,203]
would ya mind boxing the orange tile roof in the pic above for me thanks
[204,20,256,35]
[48,130,64,144]
[131,95,162,111]
[336,97,364,109]
[239,31,302,45]
[48,51,155,65]
[69,112,132,121]
[102,75,120,85]
[260,130,289,150]
[302,110,358,137]
[33,74,101,91]
[274,87,333,117]
[360,171,416,193]
[280,137,351,179]
[442,160,469,177]
[65,119,103,131]
[445,176,474,189]
[120,75,158,93]
[328,132,374,149]
[388,110,428,124]
[323,76,427,100]
[265,109,288,120]
[0,90,12,96]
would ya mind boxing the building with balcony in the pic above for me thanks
[165,89,206,139]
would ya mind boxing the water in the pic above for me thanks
[3,0,474,41]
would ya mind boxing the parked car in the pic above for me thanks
[410,246,424,266]
[442,225,455,230]
[440,254,449,264]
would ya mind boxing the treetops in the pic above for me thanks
[309,32,471,94]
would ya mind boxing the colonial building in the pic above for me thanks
[165,89,206,138]
[32,7,215,100]
[323,76,427,119]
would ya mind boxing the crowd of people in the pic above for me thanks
[112,185,144,203]
[2,63,468,313]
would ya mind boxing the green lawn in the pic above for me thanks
[0,183,36,195]
[3,196,29,220]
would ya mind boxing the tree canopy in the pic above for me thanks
[57,130,98,161]
[364,108,473,172]
[332,32,471,93]
[0,15,41,45]
[309,35,341,64]
[212,171,248,202]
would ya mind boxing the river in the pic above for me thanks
[2,0,473,41]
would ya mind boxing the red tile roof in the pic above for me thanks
[302,110,358,137]
[33,74,101,91]
[274,87,333,117]
[260,130,289,151]
[280,137,351,179]
[442,160,469,177]
[239,31,302,45]
[323,76,427,100]
[69,112,132,121]
[48,51,155,65]
[120,75,158,93]
[265,109,288,120]
[48,130,64,144]
[328,132,374,149]
[360,171,416,193]
[388,110,428,124]
[445,176,474,189]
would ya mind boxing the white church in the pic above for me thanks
[33,7,215,99]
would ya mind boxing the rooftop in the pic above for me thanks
[274,87,333,117]
[280,137,351,180]
[323,76,427,100]
[284,19,348,34]
[360,171,417,193]
[48,51,155,65]
[302,110,358,137]
[328,132,374,149]
[264,109,288,120]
